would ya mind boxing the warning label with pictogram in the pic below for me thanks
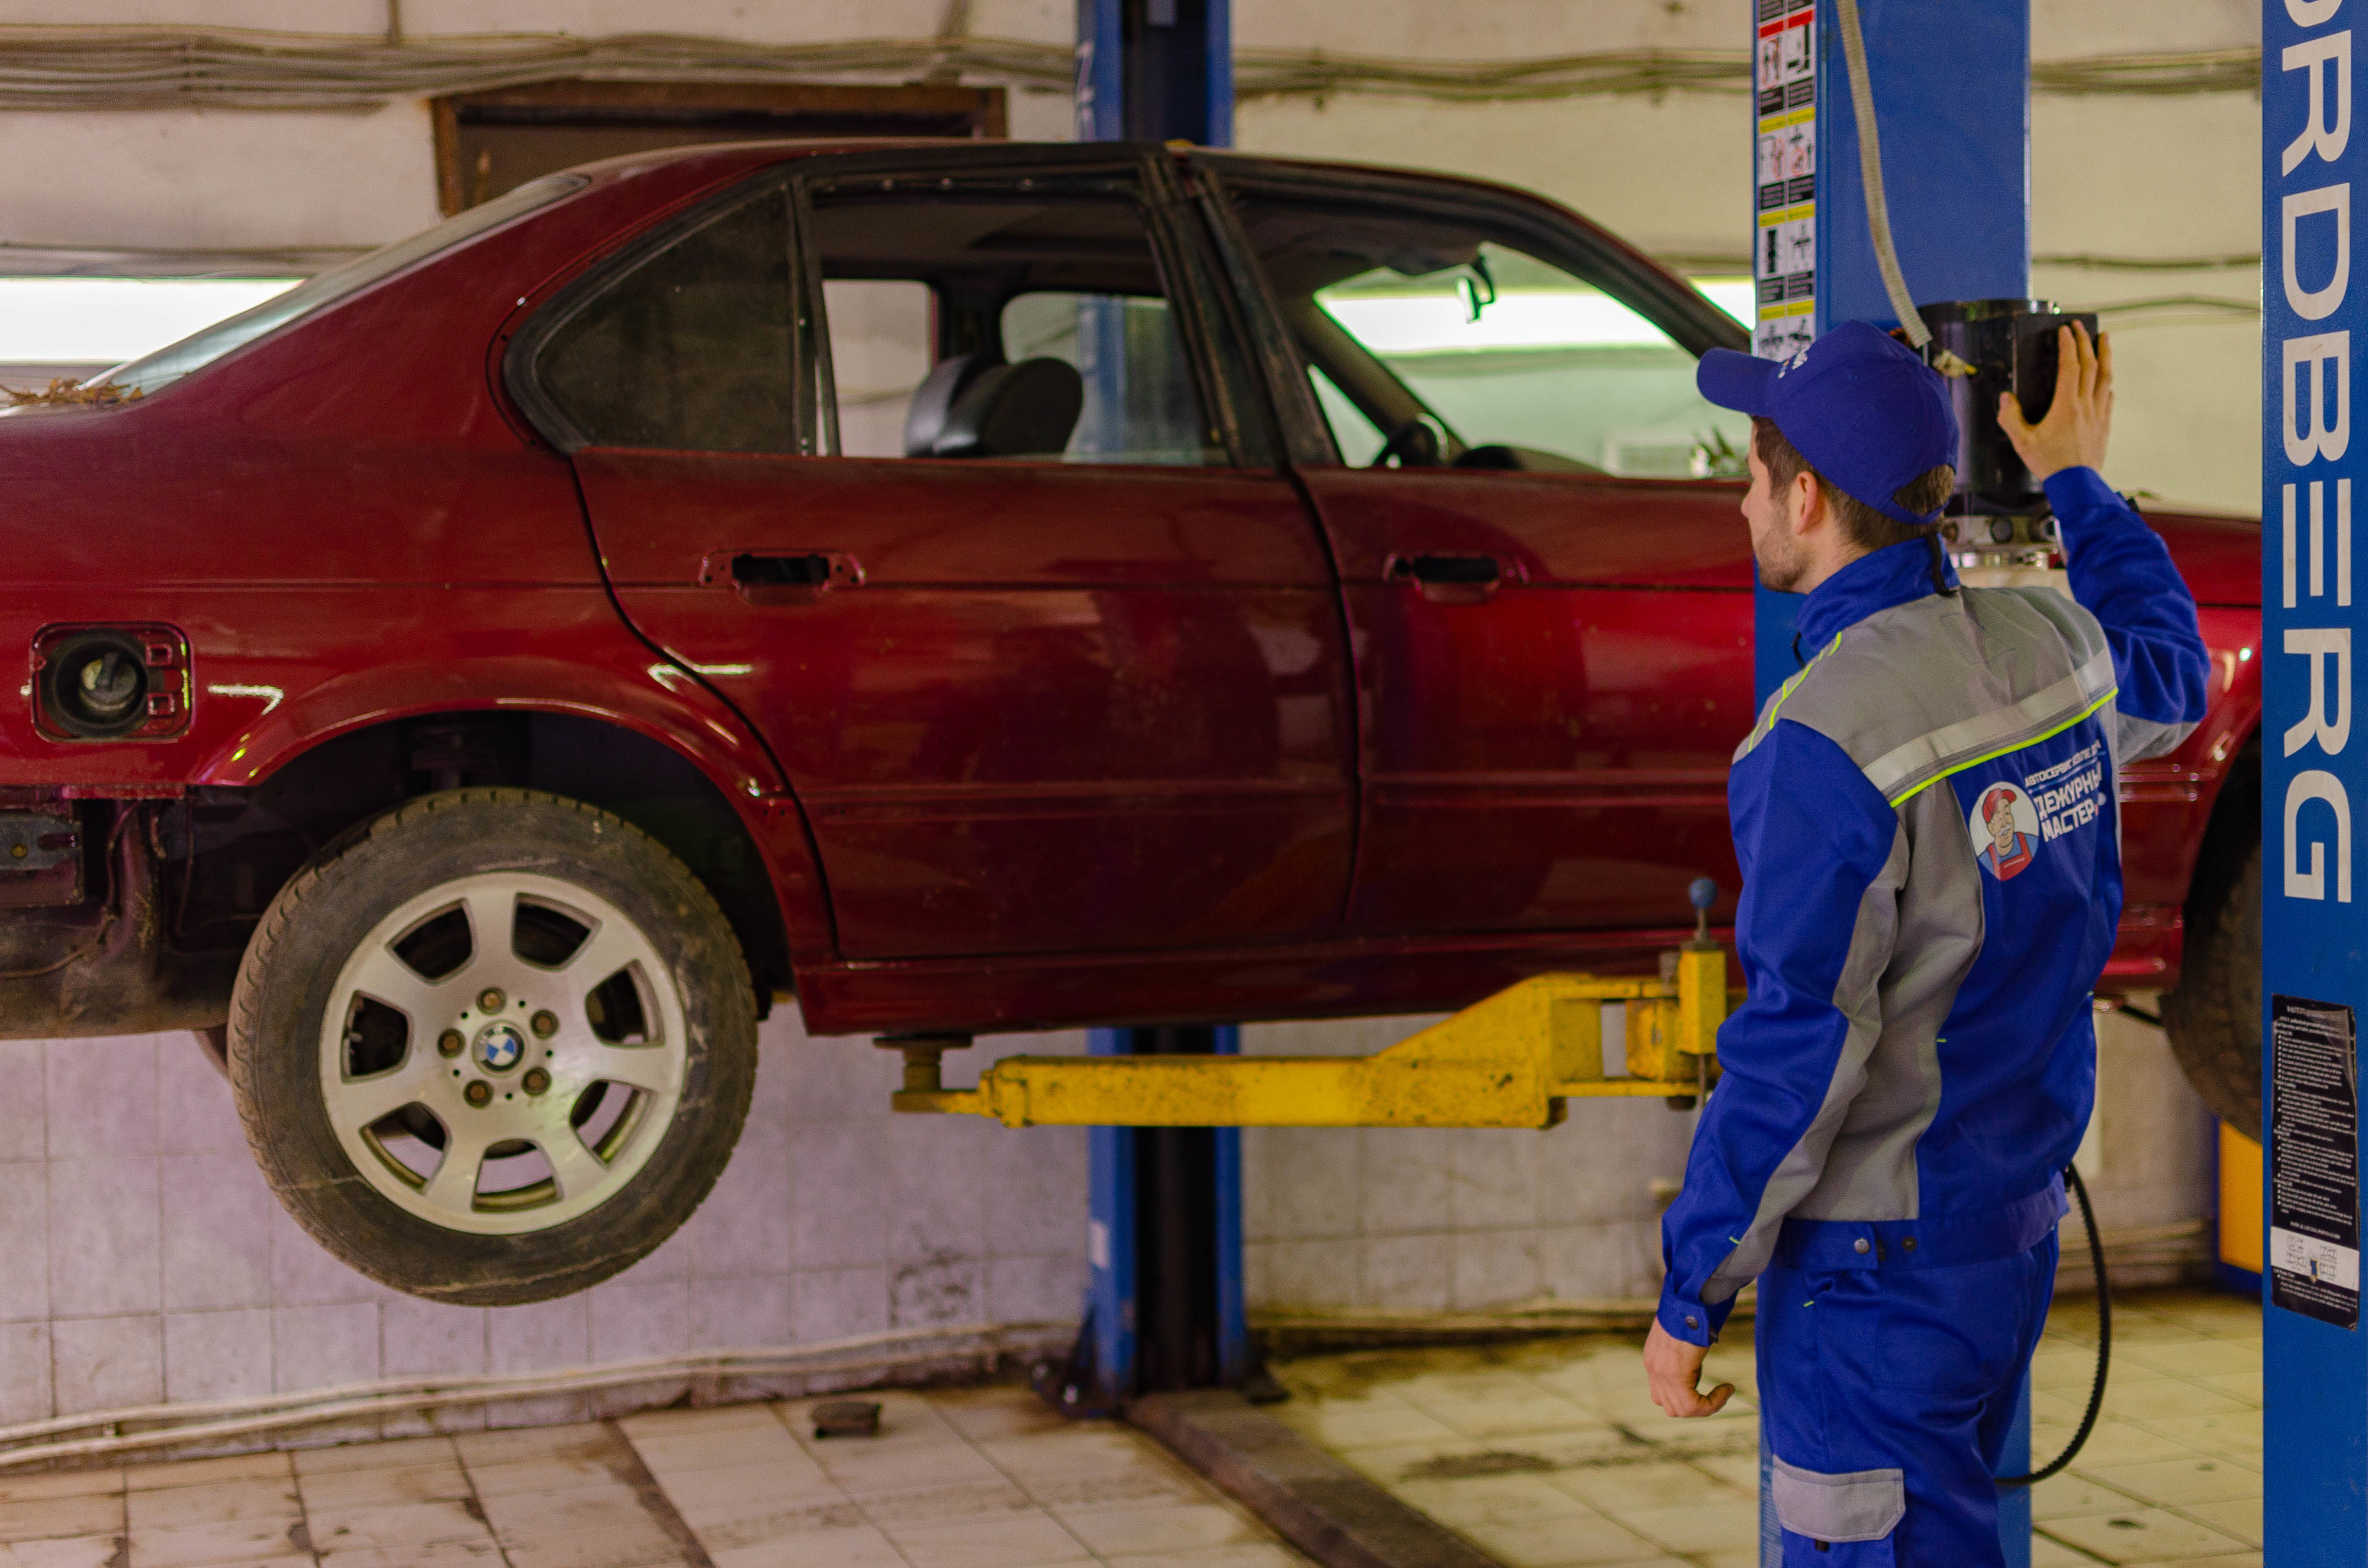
[1753,0,1817,359]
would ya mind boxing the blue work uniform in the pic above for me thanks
[1657,468,2211,1564]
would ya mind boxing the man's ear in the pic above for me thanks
[1789,469,1825,536]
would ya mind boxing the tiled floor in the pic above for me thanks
[0,1387,1313,1568]
[0,1290,2261,1568]
[1266,1287,2263,1567]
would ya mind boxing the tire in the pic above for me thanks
[2163,818,2261,1135]
[229,788,757,1305]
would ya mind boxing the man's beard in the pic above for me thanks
[1753,503,1809,593]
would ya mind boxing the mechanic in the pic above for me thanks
[1639,319,2209,1563]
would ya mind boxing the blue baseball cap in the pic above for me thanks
[1697,320,1958,526]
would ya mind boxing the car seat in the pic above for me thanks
[903,352,998,456]
[906,356,1086,459]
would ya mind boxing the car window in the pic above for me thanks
[101,174,585,400]
[1234,198,1748,478]
[999,292,1212,465]
[825,279,934,458]
[532,186,801,455]
[1308,365,1385,465]
[809,184,1225,467]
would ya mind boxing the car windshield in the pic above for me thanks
[96,174,587,398]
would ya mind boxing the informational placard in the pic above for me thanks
[2272,995,2362,1329]
[1752,0,1817,359]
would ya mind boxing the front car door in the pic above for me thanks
[1195,157,1759,954]
[510,147,1358,965]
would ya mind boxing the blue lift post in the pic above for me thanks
[1063,0,1247,1416]
[2262,2,2365,1561]
[1749,2,2034,1561]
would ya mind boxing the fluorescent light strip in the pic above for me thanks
[0,278,299,364]
[1322,279,1755,355]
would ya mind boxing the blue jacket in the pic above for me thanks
[1658,468,2212,1345]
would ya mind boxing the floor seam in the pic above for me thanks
[448,1429,523,1568]
[760,1398,914,1563]
[602,1417,718,1568]
[949,1393,1112,1565]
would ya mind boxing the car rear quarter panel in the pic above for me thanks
[2108,508,2261,985]
[0,151,837,957]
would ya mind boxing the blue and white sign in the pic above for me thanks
[2264,0,2368,1557]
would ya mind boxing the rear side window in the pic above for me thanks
[530,186,801,454]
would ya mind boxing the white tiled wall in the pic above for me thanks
[3,998,2221,1426]
[0,1017,1092,1428]
[1238,1016,1699,1313]
[1240,1006,2220,1313]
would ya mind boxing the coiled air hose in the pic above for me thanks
[1997,1163,2112,1487]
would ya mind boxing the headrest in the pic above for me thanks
[929,359,1085,459]
[903,352,998,458]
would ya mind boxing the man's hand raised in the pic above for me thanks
[1642,1319,1735,1418]
[1998,320,2113,482]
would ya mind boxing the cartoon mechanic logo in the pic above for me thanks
[1967,783,2040,881]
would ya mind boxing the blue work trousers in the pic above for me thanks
[1757,1235,2058,1564]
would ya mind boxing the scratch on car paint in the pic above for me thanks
[206,682,284,714]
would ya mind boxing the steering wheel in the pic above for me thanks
[1370,418,1443,469]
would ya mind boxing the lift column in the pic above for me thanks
[2261,2,2367,1560]
[1058,0,1247,1416]
[1747,3,2034,1562]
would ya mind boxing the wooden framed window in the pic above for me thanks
[430,79,1008,215]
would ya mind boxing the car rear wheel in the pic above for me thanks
[228,788,756,1305]
[2162,820,2261,1135]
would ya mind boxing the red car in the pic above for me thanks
[0,140,2261,1303]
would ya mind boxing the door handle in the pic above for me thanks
[699,549,864,606]
[1387,552,1510,604]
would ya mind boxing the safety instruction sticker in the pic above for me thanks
[2271,993,2360,1329]
[1753,0,1817,358]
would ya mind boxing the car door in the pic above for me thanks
[1196,158,1758,941]
[513,149,1357,961]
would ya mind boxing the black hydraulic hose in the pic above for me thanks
[1998,1163,2110,1488]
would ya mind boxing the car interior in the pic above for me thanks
[1229,193,1748,478]
[810,189,1218,465]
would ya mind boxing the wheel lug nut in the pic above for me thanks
[523,1067,551,1095]
[437,1029,464,1057]
[464,1079,493,1107]
[530,1010,558,1039]
[478,988,505,1012]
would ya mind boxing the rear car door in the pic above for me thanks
[1198,159,1758,945]
[511,149,1357,961]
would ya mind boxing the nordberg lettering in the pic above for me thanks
[2280,0,2357,906]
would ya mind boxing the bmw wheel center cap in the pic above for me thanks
[474,1021,527,1073]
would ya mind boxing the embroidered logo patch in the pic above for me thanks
[1968,782,2039,881]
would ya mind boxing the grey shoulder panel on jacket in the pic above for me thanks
[1738,588,2118,804]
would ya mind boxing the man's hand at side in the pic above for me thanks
[1999,320,2113,481]
[1642,1321,1735,1418]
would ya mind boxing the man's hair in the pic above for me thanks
[1751,417,1957,551]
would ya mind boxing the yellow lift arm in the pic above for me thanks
[882,946,1729,1131]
